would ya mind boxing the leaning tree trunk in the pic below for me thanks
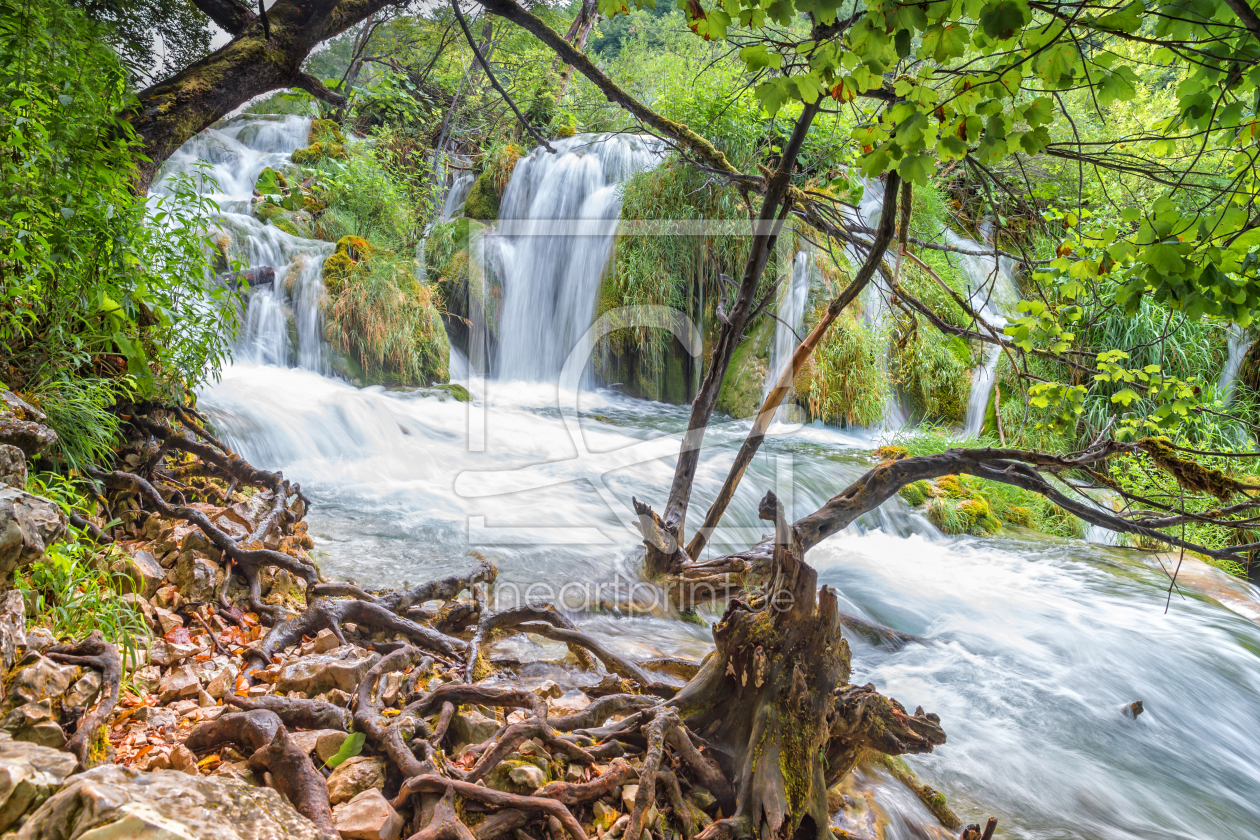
[125,0,395,191]
[671,493,849,840]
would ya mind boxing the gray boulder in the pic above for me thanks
[0,445,25,490]
[11,764,336,839]
[0,393,56,458]
[112,550,164,599]
[169,552,224,602]
[0,488,66,588]
[0,734,78,833]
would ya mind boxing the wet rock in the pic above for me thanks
[0,392,56,457]
[170,553,224,602]
[0,733,78,832]
[326,755,387,805]
[533,679,562,699]
[158,664,201,703]
[0,488,67,587]
[12,764,333,839]
[332,788,403,840]
[112,550,164,599]
[448,708,499,748]
[1123,700,1144,719]
[276,646,380,696]
[508,764,545,792]
[6,654,76,708]
[0,446,25,491]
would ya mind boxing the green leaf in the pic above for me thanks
[920,24,969,62]
[979,0,1031,40]
[324,732,365,769]
[739,45,782,70]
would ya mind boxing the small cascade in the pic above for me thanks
[1218,326,1253,403]
[155,115,335,373]
[491,134,665,383]
[441,173,475,222]
[762,251,813,416]
[942,229,1020,437]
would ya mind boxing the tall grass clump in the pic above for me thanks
[325,251,449,386]
[795,312,888,427]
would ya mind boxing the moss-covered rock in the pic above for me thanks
[717,314,773,418]
[308,118,346,146]
[255,200,285,224]
[254,167,288,192]
[463,172,502,221]
[898,480,933,507]
[291,142,347,166]
[273,218,300,237]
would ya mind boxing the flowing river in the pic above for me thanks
[161,115,1260,840]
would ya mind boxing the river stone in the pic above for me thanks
[112,550,165,599]
[508,763,545,792]
[275,646,380,696]
[0,446,25,490]
[170,553,223,602]
[11,764,334,840]
[447,708,500,749]
[0,487,67,588]
[0,733,78,832]
[325,755,386,805]
[23,628,54,655]
[63,670,102,711]
[332,788,403,840]
[0,393,56,458]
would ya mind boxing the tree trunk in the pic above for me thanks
[671,492,944,840]
[126,0,393,191]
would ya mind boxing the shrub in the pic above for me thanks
[795,312,888,427]
[308,118,346,145]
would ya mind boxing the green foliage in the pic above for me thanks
[324,249,450,387]
[323,731,366,769]
[311,146,421,251]
[0,0,235,470]
[795,312,888,427]
[292,142,348,165]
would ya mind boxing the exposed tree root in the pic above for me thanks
[549,694,656,732]
[411,785,478,840]
[45,631,121,768]
[249,726,338,836]
[224,692,351,731]
[513,621,675,697]
[534,758,635,804]
[464,604,596,683]
[393,775,587,840]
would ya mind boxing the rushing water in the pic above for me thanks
[183,120,1260,839]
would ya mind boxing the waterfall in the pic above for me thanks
[762,251,813,417]
[155,115,335,373]
[491,134,664,383]
[1219,326,1252,403]
[441,173,475,222]
[940,230,1019,437]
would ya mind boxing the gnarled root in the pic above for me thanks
[46,630,121,769]
[393,775,587,840]
[224,692,351,731]
[249,726,338,836]
[410,785,477,840]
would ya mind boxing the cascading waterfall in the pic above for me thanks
[950,230,1020,437]
[1218,326,1253,403]
[762,251,813,419]
[147,118,1260,840]
[155,114,334,372]
[441,173,476,222]
[491,134,664,383]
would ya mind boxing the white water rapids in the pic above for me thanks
[171,117,1260,839]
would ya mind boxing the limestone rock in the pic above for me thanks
[0,488,67,587]
[112,550,164,599]
[325,755,386,805]
[276,646,380,696]
[22,629,53,655]
[153,607,184,635]
[533,679,562,699]
[6,654,76,708]
[0,590,25,679]
[0,393,56,458]
[11,764,334,839]
[287,728,343,758]
[621,784,639,815]
[508,764,545,792]
[332,788,403,840]
[447,709,499,749]
[314,731,348,764]
[0,733,77,832]
[169,744,199,776]
[0,446,25,491]
[158,664,201,703]
[170,553,224,602]
[149,639,200,667]
[63,671,102,711]
[0,702,64,750]
[205,665,238,700]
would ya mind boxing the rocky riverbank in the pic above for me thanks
[0,392,967,840]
